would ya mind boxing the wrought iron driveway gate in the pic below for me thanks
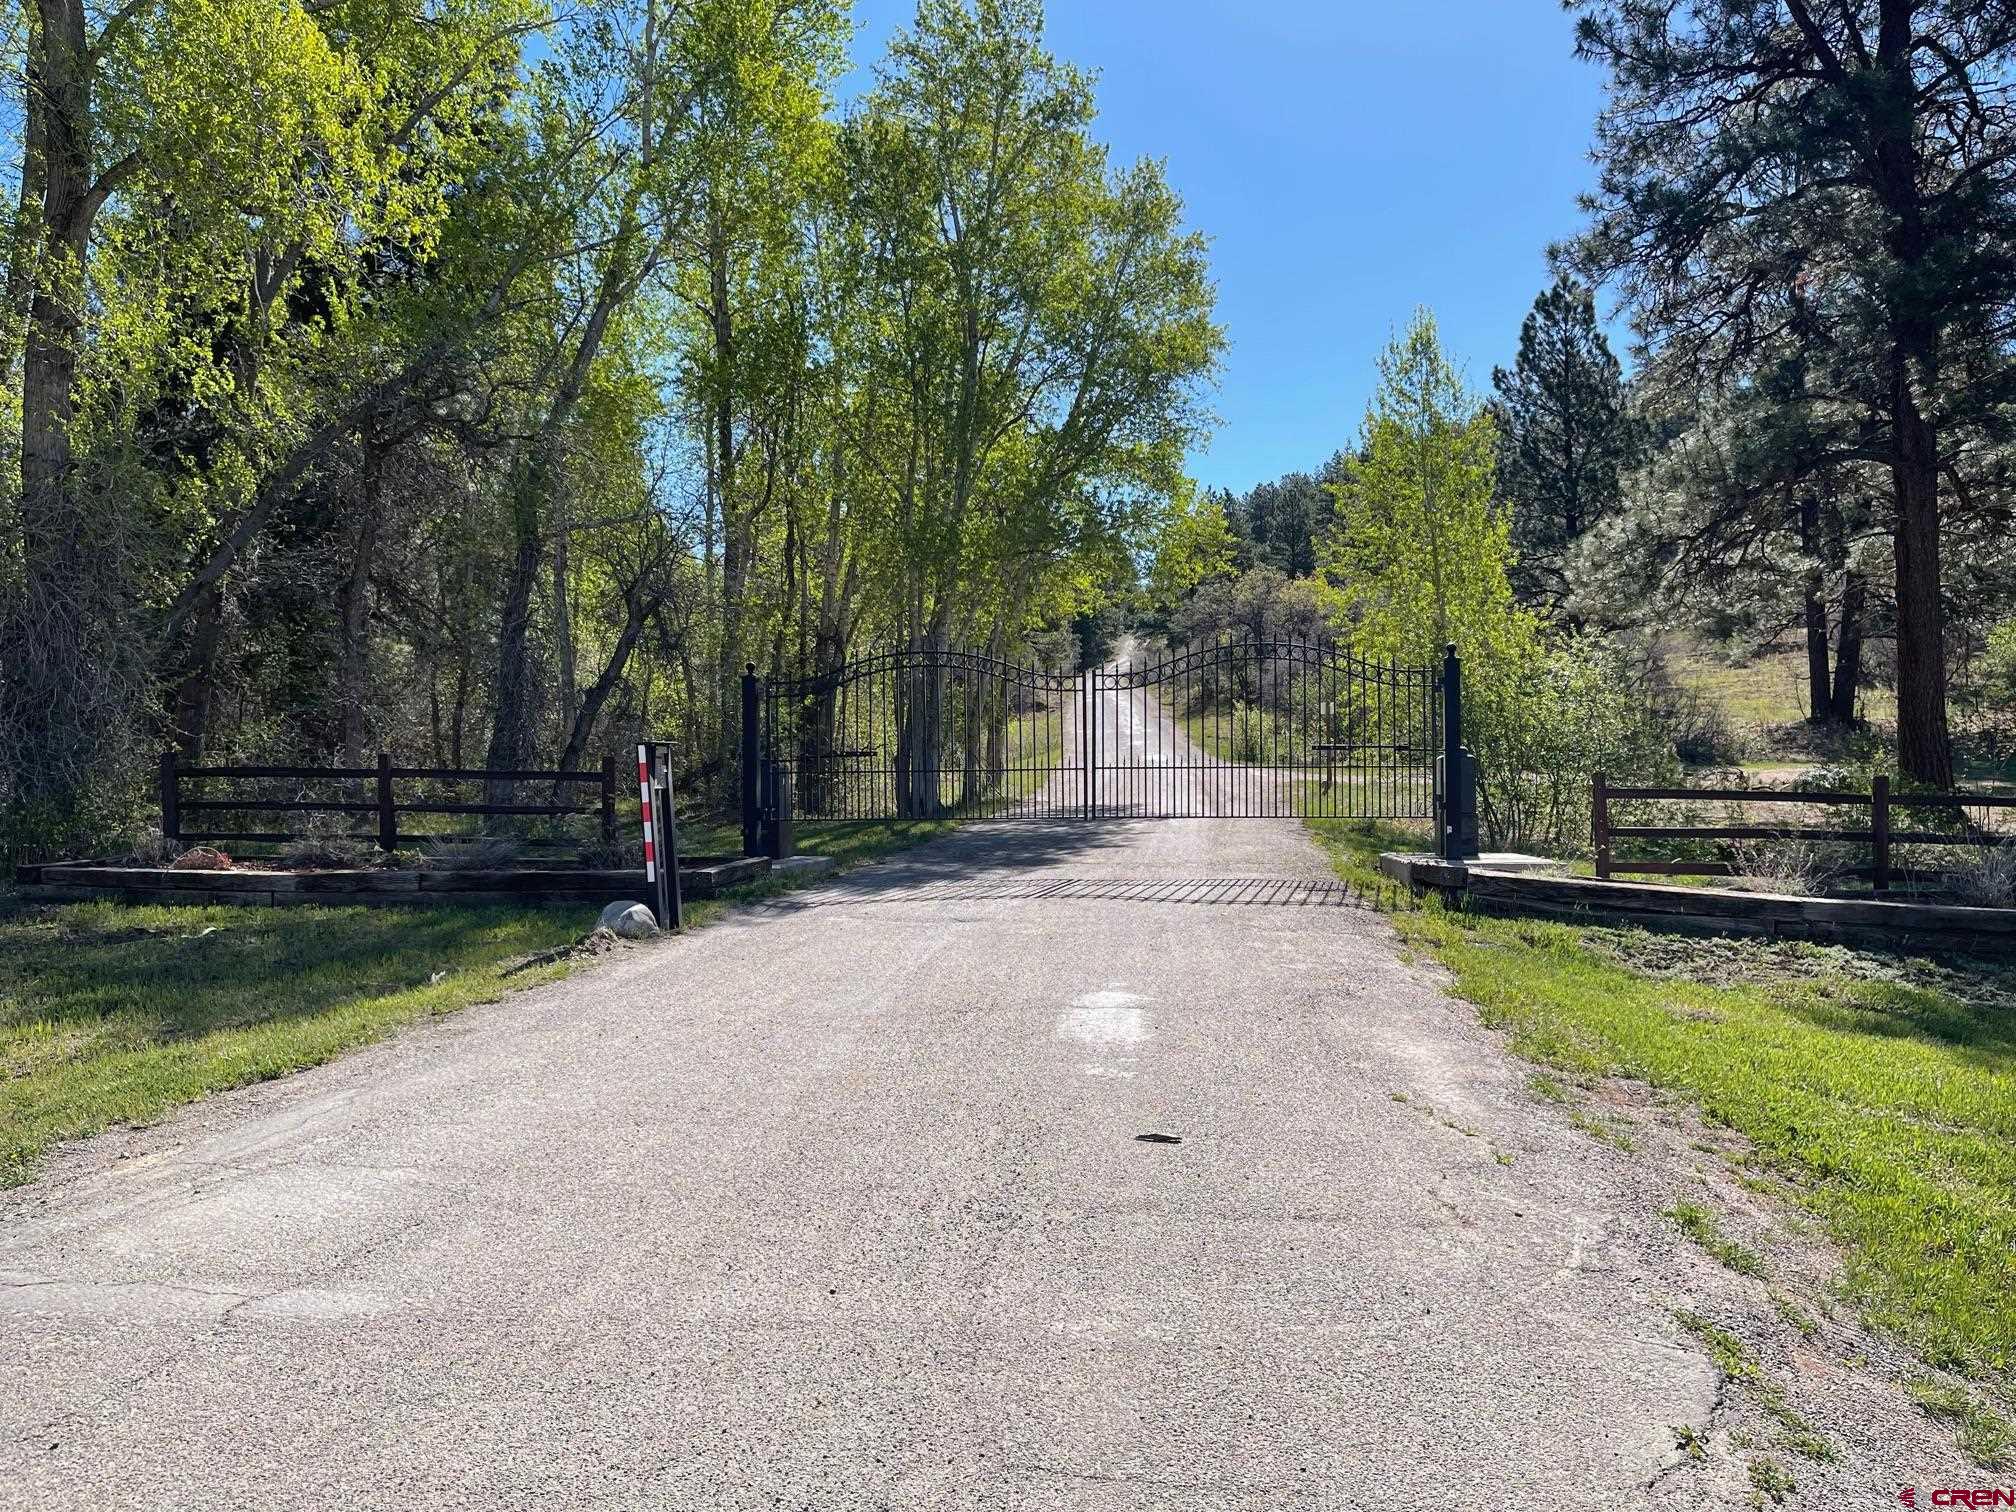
[742,637,1470,854]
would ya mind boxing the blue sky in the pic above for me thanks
[838,0,1611,495]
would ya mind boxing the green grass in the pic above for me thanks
[1665,640,1816,731]
[0,814,961,1191]
[1308,815,2016,1455]
[1667,1200,1770,1279]
[1909,1376,2016,1466]
[0,898,592,1187]
[1673,1310,1836,1464]
[1748,1456,1797,1504]
[1770,1289,1821,1340]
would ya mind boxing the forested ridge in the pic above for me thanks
[4,0,2015,863]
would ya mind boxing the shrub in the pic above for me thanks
[1655,681,1752,765]
[1229,701,1267,762]
[114,828,182,866]
[421,834,524,871]
[1467,632,1681,855]
[278,814,378,870]
[1950,846,2016,909]
[1727,837,1845,897]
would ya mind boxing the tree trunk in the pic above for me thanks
[483,464,547,802]
[1891,394,1952,785]
[339,487,381,767]
[555,583,655,778]
[551,496,578,734]
[450,644,469,770]
[1830,567,1865,726]
[707,214,748,795]
[7,0,100,844]
[1868,11,1952,786]
[166,588,225,763]
[1798,493,1830,724]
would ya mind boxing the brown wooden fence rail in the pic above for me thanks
[1592,773,2016,893]
[159,752,619,854]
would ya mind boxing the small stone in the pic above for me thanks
[597,901,659,940]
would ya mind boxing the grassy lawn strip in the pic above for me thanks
[1308,818,2016,1455]
[0,898,590,1188]
[0,817,958,1190]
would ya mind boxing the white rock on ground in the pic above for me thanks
[596,901,659,939]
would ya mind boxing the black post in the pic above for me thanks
[376,753,397,853]
[599,754,618,851]
[1872,773,1890,894]
[1440,644,1461,859]
[761,759,795,860]
[1592,772,1611,880]
[653,742,684,933]
[741,663,761,858]
[159,750,180,845]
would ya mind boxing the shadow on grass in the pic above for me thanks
[0,899,588,1041]
[1774,969,2016,1072]
[0,897,593,1187]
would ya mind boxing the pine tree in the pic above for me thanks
[1491,277,1636,618]
[1566,0,2016,787]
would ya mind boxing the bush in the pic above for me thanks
[1468,633,1681,855]
[421,834,524,871]
[114,828,182,867]
[278,814,378,870]
[1950,846,2016,909]
[1727,837,1845,897]
[1965,620,2016,724]
[1229,701,1267,761]
[1655,681,1753,765]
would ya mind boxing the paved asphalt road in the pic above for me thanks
[5,811,1745,1512]
[2,675,1947,1507]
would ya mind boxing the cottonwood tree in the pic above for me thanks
[1565,0,2016,787]
[830,0,1219,811]
[1325,309,1526,668]
[1,0,530,850]
[840,0,1219,652]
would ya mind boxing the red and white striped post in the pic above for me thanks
[636,742,682,931]
[636,745,658,886]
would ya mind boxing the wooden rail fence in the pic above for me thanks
[1592,773,2016,893]
[160,752,619,854]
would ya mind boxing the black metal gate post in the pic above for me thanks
[638,740,684,933]
[1438,643,1480,860]
[760,757,794,860]
[740,663,761,858]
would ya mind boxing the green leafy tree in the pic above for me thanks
[840,0,1220,655]
[1147,486,1238,616]
[1325,309,1527,668]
